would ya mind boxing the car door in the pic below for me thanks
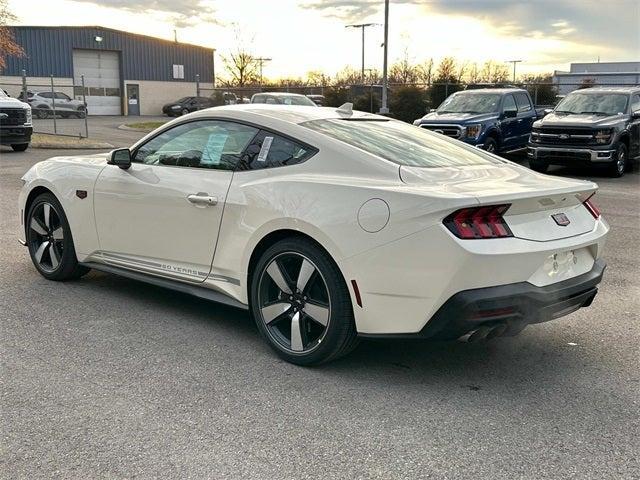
[500,94,519,149]
[630,94,640,157]
[54,92,72,111]
[514,92,535,147]
[93,119,259,282]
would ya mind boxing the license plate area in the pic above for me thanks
[528,247,595,287]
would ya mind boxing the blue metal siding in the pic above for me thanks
[3,26,213,82]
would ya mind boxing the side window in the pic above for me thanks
[515,92,532,112]
[503,94,517,113]
[133,120,258,170]
[39,92,53,99]
[55,92,71,100]
[237,131,316,171]
[631,94,640,113]
[265,97,278,104]
[252,95,265,103]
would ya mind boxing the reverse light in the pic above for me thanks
[583,195,601,219]
[444,204,513,239]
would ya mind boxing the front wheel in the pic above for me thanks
[484,137,498,154]
[250,238,358,365]
[11,143,29,152]
[181,108,189,116]
[608,142,627,178]
[26,193,90,281]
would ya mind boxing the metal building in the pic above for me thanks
[553,62,640,95]
[0,26,215,115]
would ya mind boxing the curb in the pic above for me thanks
[31,134,114,150]
[117,124,154,133]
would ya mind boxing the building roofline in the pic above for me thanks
[9,25,215,52]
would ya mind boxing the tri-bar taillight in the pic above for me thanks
[583,195,601,219]
[444,204,513,239]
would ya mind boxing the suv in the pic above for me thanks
[528,87,640,177]
[0,89,32,151]
[251,92,317,106]
[19,90,87,119]
[413,88,542,154]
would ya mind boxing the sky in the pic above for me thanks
[8,0,640,79]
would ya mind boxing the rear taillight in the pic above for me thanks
[444,204,513,239]
[583,195,601,219]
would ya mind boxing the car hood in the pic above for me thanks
[0,97,29,109]
[419,112,498,124]
[399,162,597,213]
[537,112,624,128]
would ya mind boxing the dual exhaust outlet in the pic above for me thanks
[458,323,509,343]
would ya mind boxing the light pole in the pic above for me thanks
[346,23,379,83]
[256,57,272,91]
[212,48,217,88]
[379,0,389,114]
[506,59,522,83]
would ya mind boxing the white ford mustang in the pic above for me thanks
[18,104,608,365]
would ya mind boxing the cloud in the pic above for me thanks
[71,0,220,27]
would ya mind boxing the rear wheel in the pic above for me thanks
[11,143,29,152]
[250,238,358,365]
[26,193,90,281]
[529,160,549,173]
[608,142,627,178]
[181,108,189,116]
[35,107,50,119]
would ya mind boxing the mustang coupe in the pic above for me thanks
[18,104,608,365]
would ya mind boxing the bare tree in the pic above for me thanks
[467,62,481,83]
[220,26,259,87]
[456,60,469,83]
[434,57,457,82]
[389,48,419,84]
[416,58,433,86]
[0,0,24,71]
[306,71,332,87]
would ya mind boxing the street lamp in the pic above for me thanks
[346,23,380,83]
[255,57,272,91]
[379,0,389,114]
[505,59,523,83]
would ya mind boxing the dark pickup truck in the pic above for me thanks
[413,88,543,154]
[528,87,640,177]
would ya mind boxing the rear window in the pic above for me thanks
[301,119,501,168]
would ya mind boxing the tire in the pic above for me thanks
[529,160,549,173]
[484,137,498,154]
[26,193,90,281]
[11,143,29,152]
[608,142,627,178]
[250,237,358,365]
[76,109,86,119]
[35,107,50,119]
[181,108,189,116]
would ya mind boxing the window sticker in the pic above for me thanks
[201,132,228,166]
[257,136,274,162]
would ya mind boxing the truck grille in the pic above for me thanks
[0,108,27,126]
[531,127,596,146]
[420,125,462,138]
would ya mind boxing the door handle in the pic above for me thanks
[187,193,218,206]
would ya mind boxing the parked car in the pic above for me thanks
[528,87,640,177]
[251,92,317,106]
[413,88,544,154]
[306,94,326,106]
[162,96,216,116]
[18,104,608,365]
[19,90,86,119]
[0,88,32,151]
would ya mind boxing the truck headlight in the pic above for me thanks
[466,124,482,139]
[24,107,32,125]
[594,129,612,144]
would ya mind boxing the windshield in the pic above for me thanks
[301,118,501,168]
[438,93,501,114]
[555,93,628,115]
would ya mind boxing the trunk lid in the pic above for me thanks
[400,163,598,242]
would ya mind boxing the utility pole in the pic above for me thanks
[255,57,272,91]
[346,23,379,83]
[379,0,389,114]
[506,59,522,83]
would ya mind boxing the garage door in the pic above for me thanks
[73,50,121,115]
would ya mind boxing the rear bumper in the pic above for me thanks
[360,259,605,340]
[0,126,32,145]
[527,144,615,163]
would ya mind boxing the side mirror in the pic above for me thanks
[429,108,437,113]
[107,148,132,169]
[503,109,517,119]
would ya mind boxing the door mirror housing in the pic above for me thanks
[107,148,132,169]
[503,109,517,119]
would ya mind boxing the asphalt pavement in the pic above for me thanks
[1,119,639,479]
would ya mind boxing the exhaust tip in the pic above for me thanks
[459,326,493,343]
[486,323,508,340]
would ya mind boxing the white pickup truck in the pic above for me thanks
[0,89,32,151]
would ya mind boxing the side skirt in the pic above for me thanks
[81,262,249,311]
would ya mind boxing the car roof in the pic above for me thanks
[255,92,308,97]
[455,88,525,94]
[571,87,639,94]
[191,103,385,125]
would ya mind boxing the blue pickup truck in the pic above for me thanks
[413,88,543,154]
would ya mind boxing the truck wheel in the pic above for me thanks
[11,143,29,152]
[529,160,548,173]
[608,142,627,178]
[484,137,498,154]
